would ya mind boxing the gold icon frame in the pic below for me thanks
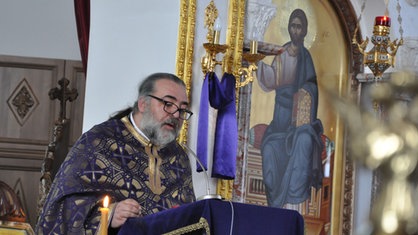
[175,0,363,234]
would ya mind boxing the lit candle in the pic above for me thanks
[213,17,221,44]
[375,16,391,27]
[99,195,109,235]
[250,40,258,54]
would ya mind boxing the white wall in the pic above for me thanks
[0,0,80,60]
[84,0,181,130]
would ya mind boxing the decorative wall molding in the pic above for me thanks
[396,37,418,72]
[7,79,39,126]
[244,0,277,41]
[0,55,84,229]
[405,0,418,7]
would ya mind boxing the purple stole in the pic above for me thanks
[197,72,237,179]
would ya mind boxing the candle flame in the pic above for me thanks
[103,196,109,208]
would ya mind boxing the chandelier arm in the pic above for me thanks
[396,0,404,40]
[353,0,367,43]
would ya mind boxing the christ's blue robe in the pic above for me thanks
[258,42,324,208]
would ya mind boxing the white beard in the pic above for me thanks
[140,108,179,146]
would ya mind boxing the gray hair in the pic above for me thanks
[109,73,185,120]
[132,73,186,113]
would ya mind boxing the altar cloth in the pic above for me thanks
[118,199,304,235]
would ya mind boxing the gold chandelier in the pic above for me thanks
[352,0,404,79]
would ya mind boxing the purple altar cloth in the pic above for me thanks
[118,199,304,235]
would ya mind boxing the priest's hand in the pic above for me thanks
[110,198,142,228]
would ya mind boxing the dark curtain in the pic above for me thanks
[74,0,90,73]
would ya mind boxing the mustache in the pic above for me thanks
[163,118,180,130]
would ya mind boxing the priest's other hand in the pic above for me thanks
[111,198,142,228]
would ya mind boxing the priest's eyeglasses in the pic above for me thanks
[148,95,193,120]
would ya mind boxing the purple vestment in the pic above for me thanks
[36,116,195,235]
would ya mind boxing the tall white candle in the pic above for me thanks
[213,17,222,44]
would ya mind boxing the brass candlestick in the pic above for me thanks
[236,40,265,88]
[201,43,228,74]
